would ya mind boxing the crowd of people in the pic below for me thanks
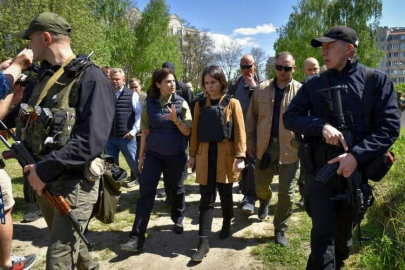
[0,12,401,270]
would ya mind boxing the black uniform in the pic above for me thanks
[283,58,400,269]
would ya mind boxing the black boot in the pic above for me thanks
[191,236,209,262]
[219,219,231,239]
[258,200,269,220]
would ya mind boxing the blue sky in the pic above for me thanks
[132,0,405,57]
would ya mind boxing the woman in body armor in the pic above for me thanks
[188,66,246,261]
[120,68,192,252]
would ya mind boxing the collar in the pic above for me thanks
[273,77,293,90]
[116,86,125,95]
[159,93,173,104]
[328,56,359,75]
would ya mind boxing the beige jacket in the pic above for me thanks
[189,96,246,185]
[246,78,302,164]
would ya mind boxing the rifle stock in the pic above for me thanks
[316,85,373,245]
[0,120,95,250]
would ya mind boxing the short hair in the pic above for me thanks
[102,66,110,71]
[149,68,175,99]
[50,32,70,43]
[201,66,228,94]
[129,78,140,84]
[110,68,125,79]
[276,51,295,61]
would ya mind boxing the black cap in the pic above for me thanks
[311,26,359,48]
[162,62,175,73]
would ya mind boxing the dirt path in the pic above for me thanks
[11,176,280,270]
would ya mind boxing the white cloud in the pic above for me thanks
[233,23,277,36]
[206,32,258,53]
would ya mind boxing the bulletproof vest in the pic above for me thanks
[145,94,187,155]
[197,95,233,142]
[110,88,135,137]
[15,55,94,157]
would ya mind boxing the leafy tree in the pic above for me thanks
[132,0,182,87]
[0,0,109,65]
[94,0,136,80]
[273,0,383,82]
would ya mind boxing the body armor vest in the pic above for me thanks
[15,56,94,157]
[197,95,234,142]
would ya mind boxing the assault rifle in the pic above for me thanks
[315,85,374,245]
[0,120,95,251]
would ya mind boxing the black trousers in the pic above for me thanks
[305,168,354,270]
[199,143,234,237]
[239,154,256,199]
[130,150,187,240]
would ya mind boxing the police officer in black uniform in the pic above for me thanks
[283,26,400,269]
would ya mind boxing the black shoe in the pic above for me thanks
[120,236,144,253]
[174,223,184,234]
[156,190,166,198]
[219,219,231,239]
[275,231,288,246]
[8,253,37,270]
[191,236,209,262]
[258,201,269,220]
[238,195,247,208]
[22,209,42,223]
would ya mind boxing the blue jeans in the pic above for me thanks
[105,137,141,180]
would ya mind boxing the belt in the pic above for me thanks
[270,137,279,143]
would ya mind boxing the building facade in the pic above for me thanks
[376,27,405,84]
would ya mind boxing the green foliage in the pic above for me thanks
[132,0,182,87]
[95,0,136,75]
[0,0,109,65]
[350,130,405,269]
[395,83,405,93]
[274,0,384,82]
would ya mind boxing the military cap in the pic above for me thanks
[15,12,71,40]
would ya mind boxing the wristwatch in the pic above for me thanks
[174,119,182,126]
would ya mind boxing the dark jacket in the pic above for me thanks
[176,80,194,109]
[283,57,400,166]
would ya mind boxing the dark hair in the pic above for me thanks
[201,66,228,95]
[149,68,175,99]
[276,51,295,61]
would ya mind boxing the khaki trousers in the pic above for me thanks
[254,141,298,231]
[36,174,99,270]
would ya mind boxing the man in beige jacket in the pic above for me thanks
[246,51,301,246]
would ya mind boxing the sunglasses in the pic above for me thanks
[275,65,293,72]
[240,64,253,70]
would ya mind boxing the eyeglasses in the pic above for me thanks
[240,64,253,70]
[275,65,293,72]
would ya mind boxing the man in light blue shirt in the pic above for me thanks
[106,68,142,182]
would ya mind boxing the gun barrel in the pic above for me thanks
[0,121,18,142]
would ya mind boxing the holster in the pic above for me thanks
[259,152,271,170]
[297,141,315,173]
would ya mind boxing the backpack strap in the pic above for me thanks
[363,67,375,134]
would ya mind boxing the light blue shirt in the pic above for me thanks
[116,86,142,136]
